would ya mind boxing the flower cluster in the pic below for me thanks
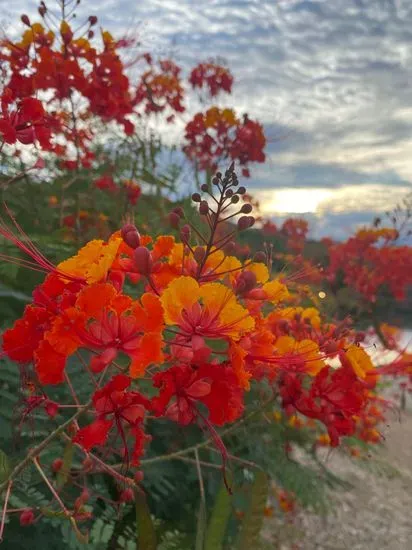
[183,108,266,176]
[189,61,233,97]
[1,166,384,469]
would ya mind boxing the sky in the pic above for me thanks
[3,0,412,239]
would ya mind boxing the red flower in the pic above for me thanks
[152,363,244,426]
[74,374,150,464]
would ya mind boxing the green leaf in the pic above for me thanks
[0,449,10,484]
[135,489,157,550]
[234,472,269,550]
[56,440,74,489]
[204,479,232,550]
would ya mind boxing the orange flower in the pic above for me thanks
[275,335,325,376]
[341,344,375,380]
[160,276,254,341]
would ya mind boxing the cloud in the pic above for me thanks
[3,0,412,238]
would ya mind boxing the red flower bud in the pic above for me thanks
[20,509,35,526]
[191,192,201,202]
[21,14,31,26]
[133,247,153,276]
[168,211,180,229]
[134,471,144,483]
[52,458,63,473]
[224,241,236,255]
[173,206,185,219]
[237,215,252,231]
[254,251,266,263]
[240,203,253,214]
[200,183,209,192]
[45,400,59,418]
[119,488,134,503]
[199,201,209,215]
[121,223,141,249]
[180,224,191,244]
[194,247,205,263]
[88,15,98,25]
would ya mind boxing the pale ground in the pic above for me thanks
[264,406,412,549]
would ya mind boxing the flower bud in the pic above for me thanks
[191,192,201,202]
[224,241,236,255]
[119,488,134,503]
[52,458,64,473]
[20,509,35,526]
[134,471,144,483]
[200,183,209,192]
[88,30,94,39]
[133,247,153,276]
[236,270,257,294]
[21,14,31,26]
[212,176,220,185]
[231,195,240,204]
[121,223,141,249]
[199,201,209,215]
[194,247,205,263]
[247,216,255,227]
[88,15,98,25]
[45,400,59,418]
[173,206,185,219]
[180,224,191,244]
[168,211,180,229]
[225,189,234,198]
[254,251,266,263]
[237,215,252,231]
[237,186,246,195]
[240,203,253,214]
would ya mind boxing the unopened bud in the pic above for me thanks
[240,203,253,214]
[224,241,236,255]
[237,215,252,231]
[180,224,191,244]
[237,186,246,195]
[20,509,35,526]
[21,14,31,26]
[247,216,255,227]
[231,195,240,204]
[193,247,205,263]
[52,458,64,473]
[254,251,266,263]
[119,488,134,503]
[191,192,201,202]
[173,206,184,219]
[199,201,209,215]
[88,15,98,25]
[168,211,180,229]
[134,471,144,483]
[121,223,141,249]
[133,247,153,276]
[45,400,59,418]
[200,183,209,192]
[225,189,234,198]
[212,176,220,185]
[88,30,94,39]
[236,270,257,294]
